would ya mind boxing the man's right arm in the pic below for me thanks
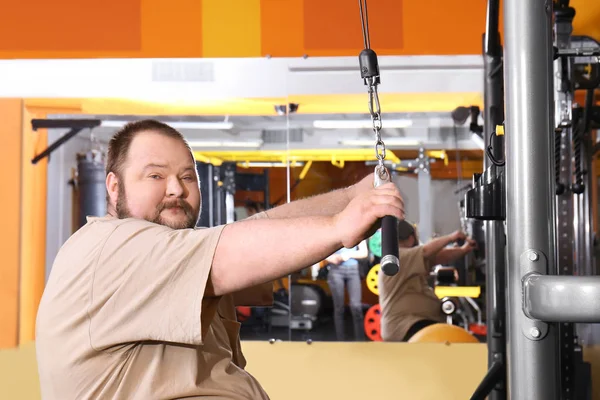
[210,182,404,296]
[422,231,464,260]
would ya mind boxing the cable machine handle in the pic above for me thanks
[375,166,400,276]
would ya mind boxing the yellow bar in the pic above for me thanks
[434,286,481,299]
[202,0,262,57]
[299,160,313,179]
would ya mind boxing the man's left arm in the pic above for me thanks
[265,173,375,219]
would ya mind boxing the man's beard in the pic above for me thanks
[115,183,199,230]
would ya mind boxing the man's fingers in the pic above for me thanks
[372,203,404,220]
[371,187,404,204]
[373,183,404,206]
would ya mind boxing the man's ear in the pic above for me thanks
[106,172,119,206]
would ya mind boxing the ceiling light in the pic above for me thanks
[313,119,413,129]
[187,140,262,148]
[101,120,234,130]
[238,162,305,168]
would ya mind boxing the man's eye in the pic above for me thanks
[149,175,162,179]
[182,176,195,181]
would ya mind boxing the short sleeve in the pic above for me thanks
[87,219,225,350]
[399,246,428,275]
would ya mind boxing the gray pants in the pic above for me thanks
[327,265,365,341]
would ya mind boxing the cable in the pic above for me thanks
[486,130,505,166]
[358,0,371,49]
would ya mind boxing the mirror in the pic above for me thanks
[40,59,489,346]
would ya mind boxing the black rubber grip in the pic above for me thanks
[380,216,400,276]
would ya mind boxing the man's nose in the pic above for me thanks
[166,176,186,197]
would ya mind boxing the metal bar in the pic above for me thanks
[31,118,101,131]
[524,275,600,322]
[263,169,270,210]
[482,0,507,397]
[469,360,504,400]
[32,128,83,164]
[557,48,600,57]
[503,0,560,398]
[484,0,500,56]
[416,150,432,241]
[553,5,578,398]
[30,119,102,165]
[208,164,215,227]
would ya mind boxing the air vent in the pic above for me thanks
[152,61,215,82]
[262,128,304,144]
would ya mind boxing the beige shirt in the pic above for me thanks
[36,213,272,400]
[378,246,444,341]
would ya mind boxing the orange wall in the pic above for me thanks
[0,100,24,348]
[0,102,48,349]
[0,0,597,59]
[19,109,48,344]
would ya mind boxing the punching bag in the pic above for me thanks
[76,150,107,229]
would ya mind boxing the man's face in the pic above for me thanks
[108,131,201,230]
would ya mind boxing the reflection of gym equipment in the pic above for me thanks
[365,263,380,295]
[364,262,486,341]
[439,295,486,337]
[270,280,326,331]
[196,161,271,227]
[363,304,382,342]
[432,266,486,337]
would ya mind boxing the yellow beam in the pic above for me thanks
[24,92,483,117]
[193,148,402,165]
[299,160,313,179]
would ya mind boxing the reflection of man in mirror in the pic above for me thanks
[325,240,369,341]
[378,220,476,341]
[245,199,265,217]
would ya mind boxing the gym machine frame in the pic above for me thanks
[468,0,600,398]
[467,0,507,398]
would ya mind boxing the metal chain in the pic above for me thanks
[367,81,385,167]
[359,0,386,172]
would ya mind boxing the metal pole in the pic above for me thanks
[482,0,506,397]
[503,0,560,398]
[208,164,215,227]
[417,147,432,242]
[553,5,580,397]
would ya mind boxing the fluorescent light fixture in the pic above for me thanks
[187,140,262,148]
[101,120,234,130]
[471,133,485,150]
[238,162,305,168]
[313,119,413,129]
[339,138,421,146]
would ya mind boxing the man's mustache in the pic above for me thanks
[158,200,193,213]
